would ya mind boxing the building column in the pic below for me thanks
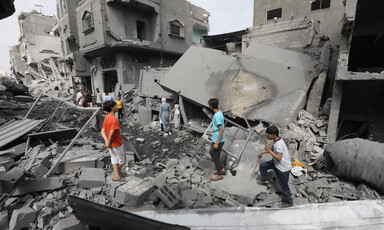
[327,80,344,142]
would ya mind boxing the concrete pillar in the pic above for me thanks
[327,81,343,142]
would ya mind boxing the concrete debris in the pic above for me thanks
[115,176,154,206]
[9,207,36,230]
[79,168,105,189]
[52,215,82,230]
[157,184,181,209]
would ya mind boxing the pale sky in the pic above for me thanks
[0,0,253,73]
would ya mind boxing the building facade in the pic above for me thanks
[253,0,345,43]
[57,0,209,95]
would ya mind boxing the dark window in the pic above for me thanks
[170,23,181,36]
[310,0,331,11]
[136,20,146,41]
[82,11,94,31]
[266,8,282,20]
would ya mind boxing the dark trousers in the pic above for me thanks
[260,159,293,204]
[209,142,225,175]
[118,108,123,119]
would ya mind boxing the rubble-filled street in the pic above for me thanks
[1,0,384,229]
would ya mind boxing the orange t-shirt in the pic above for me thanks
[102,114,122,147]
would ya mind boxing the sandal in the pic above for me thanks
[112,177,126,182]
[213,168,227,175]
[120,171,127,177]
[209,174,223,181]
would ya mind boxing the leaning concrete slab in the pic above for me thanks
[0,167,24,193]
[56,149,105,174]
[0,119,44,149]
[159,44,317,126]
[139,68,174,99]
[13,177,65,196]
[27,128,77,142]
[79,168,105,189]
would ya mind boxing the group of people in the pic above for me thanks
[99,95,293,208]
[207,98,294,208]
[76,88,124,120]
[159,97,181,136]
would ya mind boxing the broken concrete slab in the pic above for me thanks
[115,176,154,206]
[138,68,174,99]
[52,215,83,230]
[0,166,24,193]
[210,171,267,202]
[9,207,36,230]
[27,128,77,142]
[0,119,44,149]
[159,44,316,126]
[56,149,105,174]
[14,177,65,196]
[138,107,152,126]
[79,168,105,189]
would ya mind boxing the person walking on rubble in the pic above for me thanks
[101,101,126,182]
[116,96,124,120]
[76,89,84,106]
[257,125,293,208]
[159,98,172,136]
[208,98,226,181]
[96,88,103,108]
[172,98,181,130]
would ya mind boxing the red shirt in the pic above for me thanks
[102,114,122,147]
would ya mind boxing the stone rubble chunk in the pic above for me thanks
[224,197,242,207]
[165,159,178,170]
[0,211,8,229]
[312,146,324,154]
[9,207,37,230]
[307,184,323,199]
[153,171,167,188]
[136,138,145,143]
[314,120,324,128]
[191,174,201,184]
[255,123,264,133]
[79,168,105,189]
[115,176,154,206]
[174,138,183,144]
[150,141,160,148]
[287,123,296,130]
[52,215,83,230]
[319,130,327,137]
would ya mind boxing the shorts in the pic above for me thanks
[108,145,125,165]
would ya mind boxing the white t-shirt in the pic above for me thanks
[273,138,292,172]
[96,92,103,103]
[77,92,84,105]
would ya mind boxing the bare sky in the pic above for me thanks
[0,0,253,73]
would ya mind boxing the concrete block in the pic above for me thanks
[165,159,178,170]
[0,167,24,193]
[79,168,105,189]
[181,189,197,207]
[315,120,324,128]
[211,188,228,200]
[313,146,324,154]
[138,107,152,125]
[53,215,82,230]
[157,184,181,209]
[319,130,327,137]
[173,138,183,144]
[115,177,154,206]
[307,184,322,199]
[9,207,36,230]
[310,124,319,133]
[58,150,104,173]
[287,123,296,130]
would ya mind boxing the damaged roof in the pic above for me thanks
[159,44,318,125]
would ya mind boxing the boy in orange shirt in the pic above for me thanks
[101,101,126,182]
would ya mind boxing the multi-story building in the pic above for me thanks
[253,0,345,43]
[57,0,209,94]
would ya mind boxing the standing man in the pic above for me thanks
[116,96,124,120]
[258,125,293,208]
[208,98,226,181]
[76,89,84,106]
[96,88,103,108]
[101,101,126,182]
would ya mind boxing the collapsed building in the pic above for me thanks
[1,0,384,229]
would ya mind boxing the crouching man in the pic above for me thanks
[258,125,293,208]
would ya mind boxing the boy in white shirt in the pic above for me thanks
[258,125,293,208]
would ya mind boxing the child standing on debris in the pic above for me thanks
[172,98,181,130]
[208,98,226,181]
[159,98,172,136]
[96,88,103,108]
[116,96,124,120]
[101,101,126,182]
[76,89,84,106]
[258,125,293,208]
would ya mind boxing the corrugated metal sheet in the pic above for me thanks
[0,119,44,148]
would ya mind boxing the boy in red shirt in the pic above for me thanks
[101,101,126,182]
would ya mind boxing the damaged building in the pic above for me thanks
[56,0,209,95]
[1,0,384,229]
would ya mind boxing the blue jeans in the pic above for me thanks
[260,159,293,204]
